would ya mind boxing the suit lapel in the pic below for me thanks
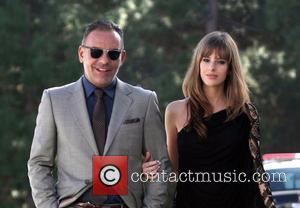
[69,78,99,155]
[104,79,132,155]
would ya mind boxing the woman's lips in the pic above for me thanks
[206,74,218,79]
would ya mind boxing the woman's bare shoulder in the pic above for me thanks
[165,98,189,131]
[166,98,189,115]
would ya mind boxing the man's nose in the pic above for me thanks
[97,52,109,64]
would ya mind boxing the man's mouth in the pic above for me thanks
[93,67,110,72]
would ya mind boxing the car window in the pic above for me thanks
[267,168,300,191]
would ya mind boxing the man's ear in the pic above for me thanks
[120,50,127,64]
[78,45,84,63]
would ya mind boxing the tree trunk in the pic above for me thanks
[206,0,218,33]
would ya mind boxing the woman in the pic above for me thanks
[142,31,276,208]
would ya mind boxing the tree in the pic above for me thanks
[1,0,299,207]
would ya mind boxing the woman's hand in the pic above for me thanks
[142,151,161,180]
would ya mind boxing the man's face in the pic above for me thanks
[78,29,126,88]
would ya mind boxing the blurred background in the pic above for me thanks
[0,0,299,207]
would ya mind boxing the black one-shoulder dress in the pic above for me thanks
[176,110,257,208]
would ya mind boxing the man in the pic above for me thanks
[28,20,171,208]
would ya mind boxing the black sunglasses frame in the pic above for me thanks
[81,45,124,60]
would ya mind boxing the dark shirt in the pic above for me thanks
[82,75,116,127]
[80,75,123,205]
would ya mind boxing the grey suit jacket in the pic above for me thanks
[28,77,171,208]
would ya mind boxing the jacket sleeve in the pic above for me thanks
[142,91,172,208]
[246,103,276,208]
[27,90,58,208]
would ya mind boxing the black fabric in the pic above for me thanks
[176,110,257,208]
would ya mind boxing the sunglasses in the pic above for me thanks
[81,45,123,60]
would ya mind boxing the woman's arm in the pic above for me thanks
[142,100,187,176]
[165,103,179,173]
[246,103,276,208]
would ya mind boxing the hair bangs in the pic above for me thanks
[201,37,231,62]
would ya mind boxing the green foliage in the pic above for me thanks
[0,0,299,207]
[246,0,300,152]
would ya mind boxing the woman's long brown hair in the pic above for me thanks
[182,31,250,138]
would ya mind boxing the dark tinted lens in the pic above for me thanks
[90,48,103,59]
[108,50,121,60]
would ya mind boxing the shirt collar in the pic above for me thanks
[82,75,116,99]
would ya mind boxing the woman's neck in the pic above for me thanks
[204,86,227,113]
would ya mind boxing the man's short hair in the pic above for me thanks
[82,20,124,46]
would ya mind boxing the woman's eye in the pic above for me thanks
[202,58,210,63]
[218,60,226,65]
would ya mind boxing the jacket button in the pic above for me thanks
[84,179,90,184]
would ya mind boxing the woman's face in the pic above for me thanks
[200,50,229,89]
